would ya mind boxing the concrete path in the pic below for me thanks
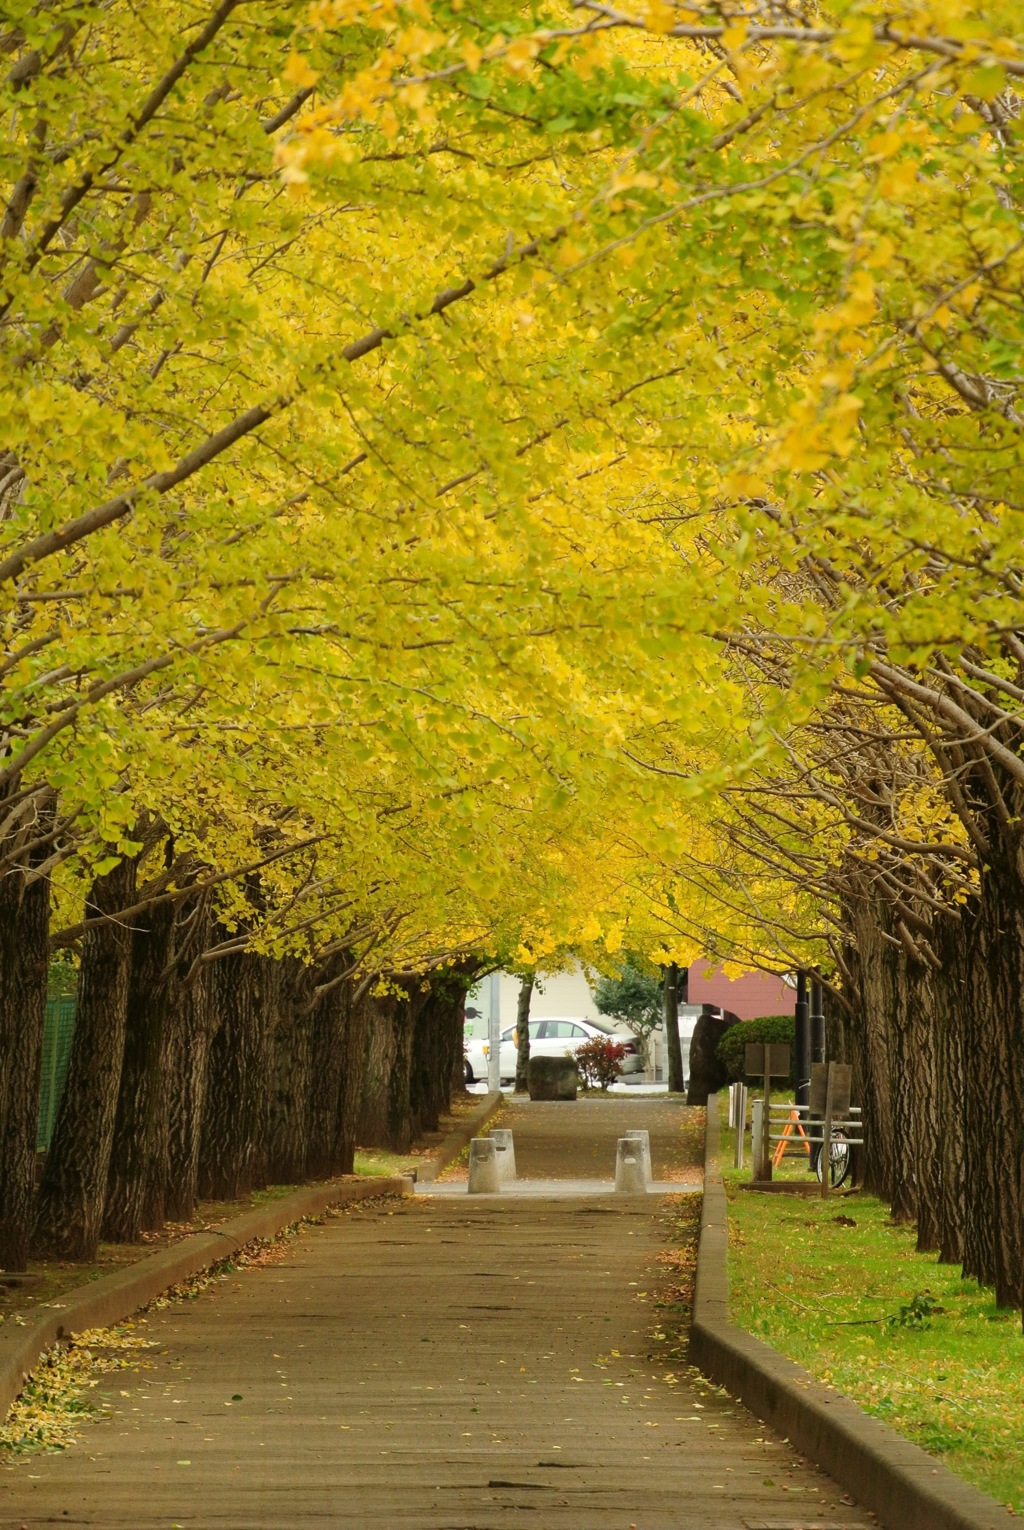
[2,1101,873,1529]
[421,1097,702,1197]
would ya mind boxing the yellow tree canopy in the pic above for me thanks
[1,0,1021,974]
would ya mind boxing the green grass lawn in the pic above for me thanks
[352,1149,424,1178]
[720,1103,1024,1516]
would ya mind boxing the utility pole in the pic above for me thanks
[810,976,826,1066]
[664,963,685,1094]
[794,970,810,1109]
[486,970,501,1095]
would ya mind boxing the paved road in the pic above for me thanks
[490,1097,700,1181]
[2,1101,872,1529]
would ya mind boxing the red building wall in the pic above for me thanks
[687,958,795,1021]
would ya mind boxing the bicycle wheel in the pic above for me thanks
[815,1128,851,1188]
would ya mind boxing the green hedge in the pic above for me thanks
[716,1014,796,1086]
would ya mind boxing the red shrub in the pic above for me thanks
[573,1036,625,1091]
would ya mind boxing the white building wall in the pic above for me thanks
[500,966,600,1026]
[465,962,599,1038]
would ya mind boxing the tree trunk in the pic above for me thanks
[931,914,966,1265]
[357,991,400,1148]
[886,951,921,1225]
[385,990,417,1152]
[164,956,214,1222]
[305,972,350,1179]
[665,964,684,1094]
[410,980,461,1135]
[905,959,944,1253]
[452,1015,470,1098]
[957,864,1023,1307]
[0,853,51,1270]
[686,1008,738,1105]
[34,856,137,1260]
[197,948,274,1201]
[514,976,534,1094]
[842,894,897,1201]
[265,958,314,1183]
[442,983,467,1104]
[102,898,176,1242]
[334,982,370,1176]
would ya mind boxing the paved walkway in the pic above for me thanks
[2,1100,872,1529]
[424,1097,702,1196]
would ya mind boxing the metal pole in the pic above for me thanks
[821,1064,835,1201]
[794,970,810,1110]
[487,970,502,1094]
[810,976,826,1066]
[762,1063,774,1183]
[751,1099,764,1180]
[734,1083,746,1170]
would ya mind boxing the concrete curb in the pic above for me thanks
[0,1174,411,1424]
[690,1097,1007,1530]
[415,1091,503,1183]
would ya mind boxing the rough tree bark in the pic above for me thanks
[0,812,52,1271]
[931,914,966,1265]
[686,1007,738,1106]
[441,980,468,1104]
[905,957,944,1253]
[265,957,315,1183]
[385,989,418,1152]
[410,978,463,1136]
[34,855,138,1260]
[336,981,372,1175]
[102,897,177,1242]
[356,991,400,1149]
[885,947,922,1226]
[958,862,1024,1307]
[842,893,897,1203]
[197,948,276,1201]
[164,954,214,1222]
[514,975,534,1094]
[305,969,350,1179]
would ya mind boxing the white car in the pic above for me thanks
[465,1016,642,1085]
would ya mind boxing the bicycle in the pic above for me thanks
[812,1126,852,1188]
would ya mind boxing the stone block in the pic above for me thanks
[527,1055,578,1100]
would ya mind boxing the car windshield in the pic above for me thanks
[586,1017,617,1035]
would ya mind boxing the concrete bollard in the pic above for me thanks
[614,1137,647,1194]
[623,1129,652,1186]
[490,1128,516,1182]
[467,1137,501,1194]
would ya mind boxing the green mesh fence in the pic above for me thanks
[36,996,76,1151]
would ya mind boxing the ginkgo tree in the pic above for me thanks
[2,0,1024,1321]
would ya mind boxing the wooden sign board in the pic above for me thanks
[810,1062,852,1116]
[744,1043,790,1080]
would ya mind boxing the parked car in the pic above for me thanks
[466,1016,642,1085]
[465,1019,540,1084]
